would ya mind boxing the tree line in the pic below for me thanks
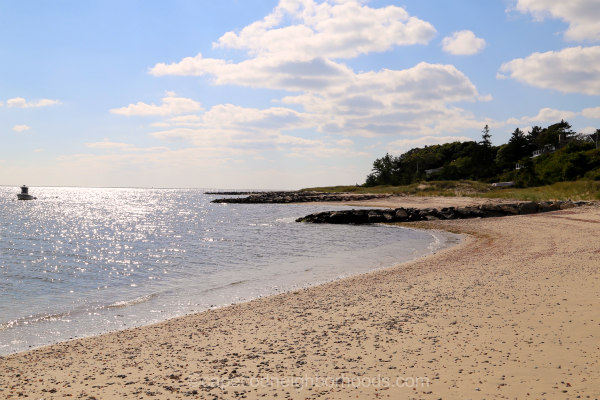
[365,121,600,187]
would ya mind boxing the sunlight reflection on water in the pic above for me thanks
[0,186,459,354]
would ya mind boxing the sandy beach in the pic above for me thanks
[1,198,599,399]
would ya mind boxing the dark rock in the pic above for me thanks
[518,201,538,214]
[559,201,575,210]
[211,191,393,204]
[439,207,456,219]
[394,208,408,219]
[296,200,590,225]
[367,211,385,223]
[538,201,560,212]
[498,203,520,215]
[382,212,395,221]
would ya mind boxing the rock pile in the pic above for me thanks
[296,200,590,224]
[211,191,392,204]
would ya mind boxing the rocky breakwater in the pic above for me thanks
[296,200,591,224]
[211,191,393,204]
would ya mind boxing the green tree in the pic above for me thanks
[480,124,492,147]
[365,153,396,186]
[496,128,530,168]
[535,120,574,147]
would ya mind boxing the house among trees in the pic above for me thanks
[365,120,600,188]
[532,144,556,158]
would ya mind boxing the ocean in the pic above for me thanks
[0,187,459,355]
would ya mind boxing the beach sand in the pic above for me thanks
[1,199,599,399]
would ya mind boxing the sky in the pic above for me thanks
[1,0,600,189]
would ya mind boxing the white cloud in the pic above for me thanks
[520,126,533,134]
[281,62,482,137]
[582,106,600,118]
[150,104,311,148]
[151,114,203,127]
[580,126,597,134]
[388,135,474,152]
[528,107,577,122]
[6,97,61,108]
[140,101,374,160]
[213,0,436,59]
[147,1,488,140]
[148,62,485,159]
[149,0,436,92]
[151,53,356,92]
[13,124,31,132]
[505,107,578,127]
[442,30,486,55]
[110,92,203,116]
[514,0,600,41]
[499,46,600,95]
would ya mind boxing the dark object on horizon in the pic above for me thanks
[17,185,36,200]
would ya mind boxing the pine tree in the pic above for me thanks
[481,124,492,147]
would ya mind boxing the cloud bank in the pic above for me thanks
[515,0,600,42]
[499,46,600,95]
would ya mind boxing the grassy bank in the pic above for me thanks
[302,180,600,201]
[476,180,600,201]
[301,180,489,196]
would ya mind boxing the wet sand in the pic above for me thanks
[1,200,599,399]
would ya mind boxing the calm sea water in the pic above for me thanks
[0,187,459,355]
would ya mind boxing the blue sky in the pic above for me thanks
[1,0,599,189]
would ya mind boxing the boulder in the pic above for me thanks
[538,201,560,212]
[498,203,520,215]
[394,208,408,219]
[517,201,538,214]
[367,211,385,223]
[559,201,575,210]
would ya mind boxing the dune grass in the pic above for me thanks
[302,180,600,201]
[477,180,600,201]
[301,180,490,196]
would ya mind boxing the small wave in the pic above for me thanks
[0,311,71,331]
[0,293,161,332]
[105,293,159,309]
[427,232,442,252]
[201,279,251,294]
[275,217,297,223]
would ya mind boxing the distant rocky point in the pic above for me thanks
[296,200,592,224]
[205,191,265,196]
[210,191,392,204]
